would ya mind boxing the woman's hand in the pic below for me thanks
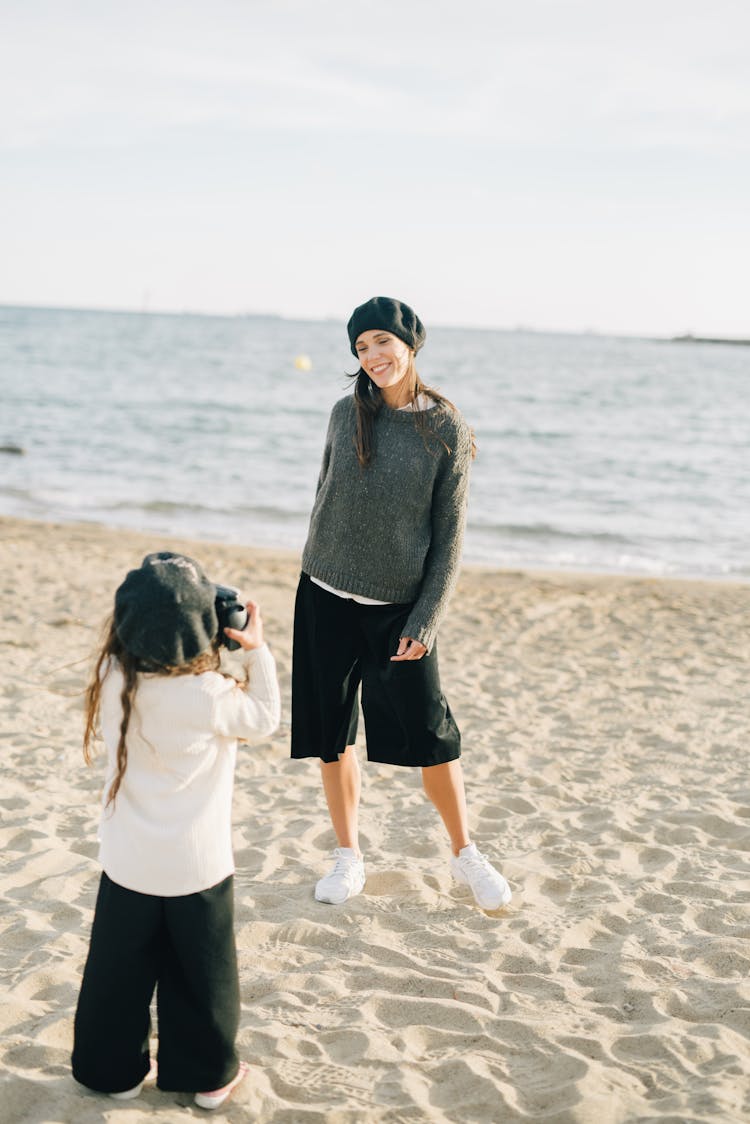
[391,636,427,661]
[225,601,265,651]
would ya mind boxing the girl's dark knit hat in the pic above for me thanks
[347,296,426,357]
[114,552,218,667]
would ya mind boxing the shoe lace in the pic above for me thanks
[461,852,494,881]
[331,850,358,877]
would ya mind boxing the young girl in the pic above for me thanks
[71,551,280,1111]
[291,296,512,911]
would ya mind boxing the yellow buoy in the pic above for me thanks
[294,354,313,371]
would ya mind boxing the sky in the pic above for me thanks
[1,0,749,336]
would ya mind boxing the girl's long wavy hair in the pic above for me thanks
[350,354,477,468]
[83,615,236,810]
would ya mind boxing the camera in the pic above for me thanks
[215,585,248,651]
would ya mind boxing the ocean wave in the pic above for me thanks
[103,499,311,523]
[467,520,634,545]
[2,306,748,580]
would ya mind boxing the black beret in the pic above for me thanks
[347,296,426,357]
[114,552,218,667]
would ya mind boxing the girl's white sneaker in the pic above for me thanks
[195,1061,249,1111]
[109,1058,157,1100]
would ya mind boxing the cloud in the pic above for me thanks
[1,0,748,332]
[2,0,749,154]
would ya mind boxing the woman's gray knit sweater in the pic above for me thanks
[301,394,472,652]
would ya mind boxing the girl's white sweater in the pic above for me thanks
[97,645,280,896]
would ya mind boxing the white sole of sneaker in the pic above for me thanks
[194,1060,248,1110]
[314,878,365,905]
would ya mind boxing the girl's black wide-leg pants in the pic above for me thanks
[71,871,240,1095]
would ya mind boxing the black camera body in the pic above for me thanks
[215,585,248,651]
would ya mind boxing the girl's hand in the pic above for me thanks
[224,601,264,651]
[391,636,427,661]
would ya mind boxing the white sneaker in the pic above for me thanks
[194,1061,248,1111]
[315,847,365,904]
[109,1059,157,1100]
[451,843,512,910]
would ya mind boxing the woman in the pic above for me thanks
[291,296,511,911]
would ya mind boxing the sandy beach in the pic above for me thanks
[1,514,749,1123]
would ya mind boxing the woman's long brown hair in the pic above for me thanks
[350,355,477,468]
[84,616,229,809]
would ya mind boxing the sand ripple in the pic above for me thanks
[1,519,749,1122]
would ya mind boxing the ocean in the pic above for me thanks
[1,305,747,580]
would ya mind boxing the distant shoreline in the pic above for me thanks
[2,302,747,344]
[671,334,750,346]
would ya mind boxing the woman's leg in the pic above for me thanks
[320,744,361,852]
[423,760,512,909]
[291,577,366,902]
[421,759,471,856]
[316,744,366,903]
